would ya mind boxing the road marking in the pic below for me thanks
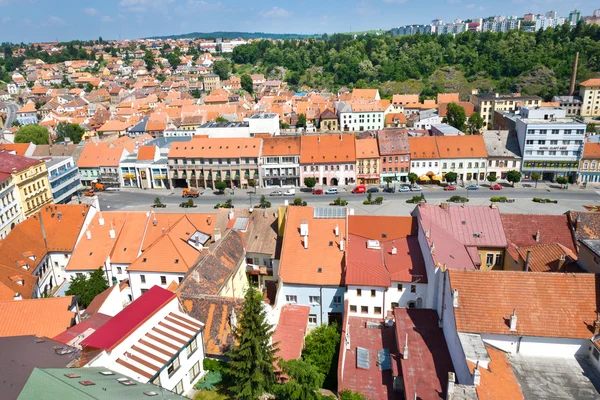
[596,191,600,196]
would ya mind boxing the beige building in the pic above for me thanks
[580,142,600,184]
[0,174,22,239]
[579,79,600,117]
[470,91,542,128]
[203,73,221,92]
[0,152,52,219]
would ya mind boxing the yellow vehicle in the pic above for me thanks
[182,188,200,198]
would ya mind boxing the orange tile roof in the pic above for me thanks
[351,89,379,102]
[262,136,300,156]
[111,135,136,152]
[17,102,37,113]
[278,206,345,286]
[0,296,76,338]
[77,142,127,168]
[469,346,524,400]
[515,243,579,273]
[351,103,384,112]
[583,142,600,159]
[392,94,419,104]
[355,137,379,159]
[435,135,488,159]
[437,93,460,104]
[300,134,356,164]
[108,212,151,264]
[439,102,475,117]
[408,136,440,159]
[385,113,406,125]
[97,119,130,133]
[0,143,33,156]
[137,145,156,161]
[580,78,600,87]
[449,270,599,339]
[168,137,262,159]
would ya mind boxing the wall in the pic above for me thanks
[128,271,184,300]
[279,283,344,325]
[410,159,442,178]
[345,283,428,318]
[578,245,600,273]
[218,260,249,299]
[481,334,588,357]
[0,178,22,239]
[300,163,356,186]
[339,111,384,132]
[440,157,488,182]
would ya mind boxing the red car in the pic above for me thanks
[490,184,503,190]
[313,189,323,195]
[351,185,366,194]
[443,185,457,191]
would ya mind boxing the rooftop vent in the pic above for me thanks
[367,240,381,249]
[79,381,95,386]
[64,373,80,379]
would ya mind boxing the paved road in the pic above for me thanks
[3,102,18,129]
[93,183,600,216]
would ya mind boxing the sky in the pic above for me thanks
[0,0,598,43]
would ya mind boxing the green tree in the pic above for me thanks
[212,60,230,81]
[248,179,256,193]
[467,112,484,134]
[304,177,317,189]
[215,116,228,123]
[143,50,155,70]
[84,82,94,93]
[302,323,340,390]
[66,268,109,308]
[506,170,522,187]
[15,125,49,145]
[407,172,419,187]
[445,171,458,184]
[241,74,253,94]
[556,176,568,188]
[273,359,325,400]
[486,174,497,183]
[167,53,181,68]
[443,103,467,132]
[258,195,271,209]
[339,389,367,400]
[56,122,85,144]
[226,286,277,400]
[384,176,393,187]
[215,181,227,192]
[531,172,541,188]
[587,123,597,133]
[296,113,307,128]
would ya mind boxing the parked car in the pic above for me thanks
[270,190,283,196]
[444,185,457,191]
[383,187,395,193]
[398,186,411,192]
[313,189,324,195]
[490,184,503,190]
[283,188,296,196]
[411,185,423,191]
[325,188,338,195]
[352,185,366,194]
[367,187,379,193]
[466,185,479,190]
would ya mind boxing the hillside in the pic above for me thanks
[145,31,318,40]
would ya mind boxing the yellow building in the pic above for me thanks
[0,152,53,219]
[470,90,542,128]
[579,79,600,117]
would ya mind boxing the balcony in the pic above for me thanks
[48,165,78,182]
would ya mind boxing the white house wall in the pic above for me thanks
[481,334,589,358]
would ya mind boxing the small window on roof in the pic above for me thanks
[119,380,137,386]
[123,248,127,252]
[329,241,333,246]
[382,233,387,238]
[317,268,322,273]
[64,373,80,379]
[99,371,114,376]
[89,252,93,256]
[142,258,147,262]
[175,259,179,264]
[144,392,158,397]
[79,381,95,386]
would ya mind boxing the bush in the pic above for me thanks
[375,196,384,204]
[448,195,468,202]
[406,195,424,204]
[195,370,223,391]
[302,323,341,390]
[203,358,226,373]
[490,196,508,202]
[533,198,558,204]
[363,200,371,205]
[292,198,307,206]
[330,196,348,206]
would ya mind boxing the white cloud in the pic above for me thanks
[259,6,290,18]
[46,15,66,26]
[82,7,98,16]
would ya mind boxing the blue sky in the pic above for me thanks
[0,0,598,43]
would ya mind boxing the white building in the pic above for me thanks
[337,102,385,132]
[481,130,522,180]
[260,136,301,188]
[0,174,22,239]
[82,286,206,396]
[535,15,566,30]
[515,106,585,181]
[436,135,489,183]
[35,156,81,204]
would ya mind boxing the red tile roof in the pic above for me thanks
[377,129,410,156]
[262,136,300,156]
[435,135,488,159]
[0,151,41,174]
[516,243,580,273]
[136,145,156,161]
[395,308,455,400]
[583,142,600,159]
[300,134,356,164]
[470,345,524,400]
[273,305,310,361]
[0,297,76,338]
[449,270,600,339]
[81,286,175,350]
[355,137,379,159]
[52,312,112,346]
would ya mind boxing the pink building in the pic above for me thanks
[300,134,357,187]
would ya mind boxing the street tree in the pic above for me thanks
[56,122,85,144]
[467,112,484,134]
[241,74,253,94]
[486,174,497,183]
[506,170,522,187]
[304,177,317,190]
[556,176,568,188]
[443,103,467,131]
[226,286,277,400]
[407,172,419,187]
[215,181,227,193]
[66,268,109,308]
[445,171,458,184]
[15,124,49,145]
[531,172,542,188]
[296,113,307,128]
[384,177,393,187]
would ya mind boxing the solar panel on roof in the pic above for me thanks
[357,347,370,370]
[378,349,391,371]
[313,207,345,219]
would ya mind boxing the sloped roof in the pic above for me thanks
[583,142,600,159]
[377,128,410,156]
[436,135,488,159]
[580,79,600,87]
[449,270,600,339]
[439,102,475,117]
[408,136,440,160]
[262,136,300,156]
[469,346,524,400]
[0,143,33,156]
[516,243,581,273]
[52,312,112,346]
[300,134,356,164]
[567,211,600,243]
[273,305,310,361]
[0,297,76,338]
[0,151,41,174]
[168,137,261,159]
[355,137,379,159]
[136,145,156,161]
[77,142,126,168]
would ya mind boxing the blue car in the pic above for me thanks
[466,185,479,190]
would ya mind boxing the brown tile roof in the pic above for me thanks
[567,211,600,243]
[516,243,581,273]
[449,270,600,339]
[583,142,600,159]
[300,134,356,164]
[31,143,78,157]
[77,142,127,168]
[355,137,379,159]
[0,296,76,338]
[261,136,300,157]
[500,214,576,260]
[439,102,475,117]
[377,128,410,156]
[580,79,600,87]
[469,346,524,400]
[136,145,156,161]
[408,136,440,160]
[435,135,488,159]
[214,208,278,256]
[279,206,345,286]
[168,137,262,159]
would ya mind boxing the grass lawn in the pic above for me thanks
[193,390,228,400]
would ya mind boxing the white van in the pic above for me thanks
[283,188,296,196]
[325,188,338,195]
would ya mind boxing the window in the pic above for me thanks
[333,296,342,304]
[397,283,403,291]
[140,275,146,284]
[186,337,198,358]
[309,296,321,305]
[537,151,544,156]
[175,380,184,395]
[189,361,201,384]
[563,140,570,145]
[410,285,416,293]
[167,356,180,377]
[550,140,558,145]
[564,129,571,135]
[370,289,376,297]
[494,254,503,266]
[116,267,122,274]
[308,314,317,325]
[361,306,368,314]
[538,140,545,145]
[356,289,362,297]
[160,276,167,285]
[443,163,447,169]
[526,140,534,145]
[561,151,569,156]
[374,307,382,314]
[486,254,494,266]
[350,305,357,312]
[285,295,297,303]
[552,129,559,134]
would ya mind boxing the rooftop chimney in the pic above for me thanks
[452,289,459,308]
[558,254,567,271]
[98,212,105,226]
[391,246,397,255]
[13,293,22,301]
[594,313,600,336]
[535,230,540,242]
[303,235,308,249]
[228,209,234,220]
[446,372,456,400]
[509,309,517,332]
[403,333,409,360]
[192,271,200,283]
[569,52,579,97]
[300,220,309,236]
[213,228,222,242]
[430,242,435,255]
[473,361,481,386]
[340,239,345,252]
[524,250,532,272]
[425,230,430,238]
[334,224,339,237]
[86,230,91,240]
[153,215,158,226]
[109,222,116,239]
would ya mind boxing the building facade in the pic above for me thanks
[377,129,410,184]
[355,137,380,185]
[0,174,21,239]
[579,79,600,117]
[37,156,81,204]
[299,135,356,187]
[260,137,300,188]
[470,91,542,128]
[482,130,522,180]
[338,103,385,132]
[580,142,600,183]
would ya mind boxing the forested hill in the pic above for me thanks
[231,23,600,100]
[146,32,316,40]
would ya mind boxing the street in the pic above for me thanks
[94,182,600,216]
[3,102,18,129]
